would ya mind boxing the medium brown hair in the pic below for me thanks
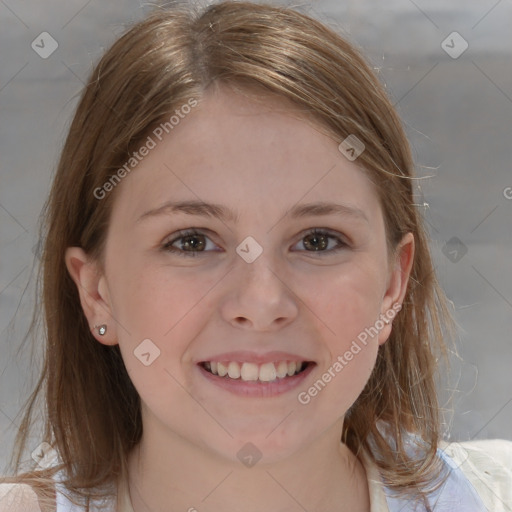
[4,1,452,508]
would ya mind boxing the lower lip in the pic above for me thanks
[197,363,316,398]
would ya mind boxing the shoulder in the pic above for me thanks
[441,437,512,466]
[2,469,117,512]
[0,482,42,512]
[0,471,58,512]
[440,438,512,511]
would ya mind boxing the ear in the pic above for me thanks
[65,247,118,346]
[377,232,415,345]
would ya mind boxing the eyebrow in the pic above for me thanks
[137,199,369,224]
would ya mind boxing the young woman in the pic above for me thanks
[1,2,511,511]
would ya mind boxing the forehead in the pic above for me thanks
[109,85,383,229]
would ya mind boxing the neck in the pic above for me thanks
[126,418,370,512]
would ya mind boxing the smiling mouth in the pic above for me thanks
[199,360,313,383]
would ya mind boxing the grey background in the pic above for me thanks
[1,0,511,471]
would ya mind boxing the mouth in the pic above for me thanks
[197,358,316,397]
[199,360,313,383]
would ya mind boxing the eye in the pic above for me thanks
[291,228,348,254]
[162,228,348,258]
[162,229,219,257]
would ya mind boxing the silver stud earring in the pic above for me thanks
[97,325,107,336]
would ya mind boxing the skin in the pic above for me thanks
[66,83,414,512]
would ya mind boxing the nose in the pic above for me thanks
[220,253,299,331]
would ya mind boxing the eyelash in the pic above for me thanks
[161,228,348,258]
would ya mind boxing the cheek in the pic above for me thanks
[305,260,385,345]
[301,343,378,427]
[108,259,213,346]
[111,265,210,425]
[107,243,387,437]
[296,286,381,423]
[295,262,384,408]
[106,260,218,401]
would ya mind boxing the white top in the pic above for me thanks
[1,439,512,511]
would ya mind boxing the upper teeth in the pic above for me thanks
[203,361,305,382]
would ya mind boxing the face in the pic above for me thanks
[67,84,413,465]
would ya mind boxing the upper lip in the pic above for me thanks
[196,350,315,364]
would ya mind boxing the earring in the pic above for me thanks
[96,324,107,336]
